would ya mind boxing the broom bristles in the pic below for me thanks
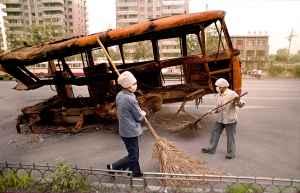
[152,136,223,188]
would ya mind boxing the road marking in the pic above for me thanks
[162,104,278,108]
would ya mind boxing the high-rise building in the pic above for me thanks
[116,0,189,60]
[0,3,6,51]
[0,0,89,49]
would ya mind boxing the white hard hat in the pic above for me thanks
[215,78,229,87]
[117,71,137,88]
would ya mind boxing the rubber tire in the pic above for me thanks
[3,74,10,80]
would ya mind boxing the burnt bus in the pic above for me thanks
[0,10,242,133]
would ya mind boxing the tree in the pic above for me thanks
[274,54,288,71]
[26,23,65,44]
[7,33,25,50]
[290,50,300,63]
[276,48,289,56]
[186,34,201,55]
[131,41,152,61]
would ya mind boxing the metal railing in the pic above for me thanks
[1,162,299,193]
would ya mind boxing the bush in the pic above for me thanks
[51,157,93,192]
[226,183,263,193]
[0,169,35,192]
[294,65,300,78]
[268,64,285,77]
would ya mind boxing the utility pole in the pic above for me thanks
[286,28,297,60]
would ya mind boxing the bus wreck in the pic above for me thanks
[0,10,242,133]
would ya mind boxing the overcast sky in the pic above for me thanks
[87,0,300,55]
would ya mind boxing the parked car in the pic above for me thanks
[0,69,13,80]
[162,69,183,80]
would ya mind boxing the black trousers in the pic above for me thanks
[112,136,141,173]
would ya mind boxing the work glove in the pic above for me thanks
[233,97,240,104]
[207,110,215,115]
[141,110,146,117]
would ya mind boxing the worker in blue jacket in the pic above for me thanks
[107,71,146,178]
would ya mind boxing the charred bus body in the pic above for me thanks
[0,10,242,133]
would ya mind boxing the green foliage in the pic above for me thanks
[0,169,35,191]
[131,41,153,61]
[26,23,65,44]
[186,34,201,55]
[51,157,93,192]
[226,183,263,193]
[276,47,289,57]
[275,55,288,65]
[290,50,300,63]
[268,61,285,77]
[293,65,300,78]
[7,34,25,50]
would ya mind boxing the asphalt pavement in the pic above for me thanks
[0,78,299,180]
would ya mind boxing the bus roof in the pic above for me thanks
[0,10,226,67]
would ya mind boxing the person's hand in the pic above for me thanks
[233,97,240,103]
[207,110,214,115]
[141,110,146,117]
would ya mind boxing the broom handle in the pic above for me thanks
[96,37,120,76]
[96,37,160,139]
[192,91,248,125]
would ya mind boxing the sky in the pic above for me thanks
[86,0,300,55]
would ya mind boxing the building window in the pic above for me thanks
[240,50,243,56]
[156,15,160,18]
[32,20,36,24]
[236,40,243,45]
[246,50,254,56]
[156,7,160,11]
[68,1,72,4]
[30,5,34,9]
[257,50,265,56]
[156,0,161,3]
[37,5,41,9]
[140,15,144,19]
[69,22,73,26]
[31,13,35,16]
[39,20,43,24]
[23,5,28,9]
[69,15,72,19]
[148,7,153,11]
[148,0,153,2]
[24,13,29,17]
[140,7,144,11]
[25,20,29,24]
[68,8,72,12]
[148,15,153,19]
[247,40,254,46]
[38,12,42,16]
[140,0,145,3]
[258,40,265,46]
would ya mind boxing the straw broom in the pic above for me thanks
[96,37,223,187]
[171,92,248,132]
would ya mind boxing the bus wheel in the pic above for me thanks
[39,72,45,78]
[3,74,10,80]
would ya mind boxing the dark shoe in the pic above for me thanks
[201,148,213,154]
[225,156,235,159]
[107,164,115,181]
[133,172,143,177]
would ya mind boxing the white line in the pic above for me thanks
[162,104,278,109]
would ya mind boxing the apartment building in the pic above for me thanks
[0,0,89,49]
[116,0,189,60]
[231,35,269,69]
[0,3,6,51]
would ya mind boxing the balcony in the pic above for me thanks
[162,49,181,53]
[41,0,63,4]
[4,23,24,27]
[0,0,21,4]
[117,10,138,15]
[116,2,138,7]
[3,15,22,20]
[41,6,64,12]
[162,8,185,14]
[2,8,22,12]
[118,18,138,23]
[163,0,185,5]
[42,13,64,19]
[6,30,24,35]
